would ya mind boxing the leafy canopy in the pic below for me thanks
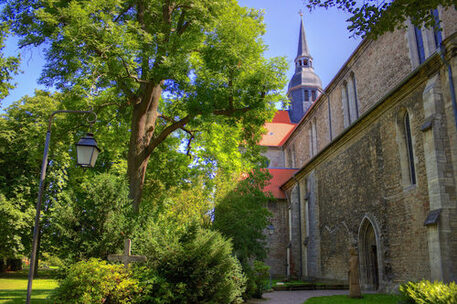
[0,0,288,209]
[305,0,457,38]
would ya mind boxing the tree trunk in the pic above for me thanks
[127,83,162,212]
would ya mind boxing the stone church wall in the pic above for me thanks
[283,45,457,288]
[313,82,432,287]
[265,199,289,278]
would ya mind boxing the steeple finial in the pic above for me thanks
[297,15,310,58]
[298,9,303,17]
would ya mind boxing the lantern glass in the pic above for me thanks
[76,133,101,167]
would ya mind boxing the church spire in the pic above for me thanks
[297,16,310,58]
[287,15,322,123]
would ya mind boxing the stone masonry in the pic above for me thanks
[261,8,457,291]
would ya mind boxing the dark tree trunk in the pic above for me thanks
[127,83,162,212]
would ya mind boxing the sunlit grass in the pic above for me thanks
[0,269,58,304]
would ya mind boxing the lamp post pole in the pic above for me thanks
[26,109,97,304]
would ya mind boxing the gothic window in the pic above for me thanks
[404,112,416,185]
[287,145,296,168]
[342,74,359,127]
[309,119,318,157]
[287,148,292,168]
[350,72,359,119]
[291,145,296,168]
[304,59,308,66]
[341,81,351,127]
[298,60,302,66]
[311,90,316,101]
[414,26,426,64]
[432,9,442,49]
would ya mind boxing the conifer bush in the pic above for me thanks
[133,223,246,304]
[399,280,457,304]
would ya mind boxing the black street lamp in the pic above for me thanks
[26,109,100,304]
[76,133,101,167]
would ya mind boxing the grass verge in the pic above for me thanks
[0,269,58,304]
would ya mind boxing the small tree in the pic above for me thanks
[48,173,134,262]
[0,194,31,261]
[213,169,272,264]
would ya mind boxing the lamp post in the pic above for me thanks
[26,109,100,304]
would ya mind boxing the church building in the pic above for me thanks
[261,8,457,291]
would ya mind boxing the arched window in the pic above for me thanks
[432,9,442,49]
[350,72,359,119]
[414,26,426,64]
[342,74,359,127]
[341,81,351,127]
[309,118,318,157]
[304,90,309,102]
[404,112,416,185]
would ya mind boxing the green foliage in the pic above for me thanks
[0,23,19,102]
[1,0,288,208]
[244,260,270,299]
[399,280,457,304]
[133,223,246,304]
[213,169,273,264]
[0,90,99,259]
[0,194,31,258]
[305,0,456,38]
[48,173,134,262]
[51,258,139,304]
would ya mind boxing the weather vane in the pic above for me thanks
[298,9,304,17]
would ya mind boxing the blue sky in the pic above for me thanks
[1,0,361,111]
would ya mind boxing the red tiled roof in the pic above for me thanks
[259,111,296,147]
[264,168,298,199]
[272,110,292,123]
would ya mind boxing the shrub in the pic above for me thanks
[399,280,457,304]
[243,260,270,299]
[133,223,246,304]
[51,258,139,304]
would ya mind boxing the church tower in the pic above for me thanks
[287,17,322,123]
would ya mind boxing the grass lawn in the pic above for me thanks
[304,294,402,304]
[0,269,58,304]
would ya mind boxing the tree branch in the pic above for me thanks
[119,57,151,84]
[159,114,196,156]
[145,115,193,157]
[113,4,133,23]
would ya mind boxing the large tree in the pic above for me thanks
[1,0,287,212]
[305,0,457,38]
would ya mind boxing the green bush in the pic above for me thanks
[243,260,270,299]
[133,223,246,304]
[399,280,457,304]
[51,258,139,304]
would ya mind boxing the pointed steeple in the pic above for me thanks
[287,15,322,123]
[297,17,310,58]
